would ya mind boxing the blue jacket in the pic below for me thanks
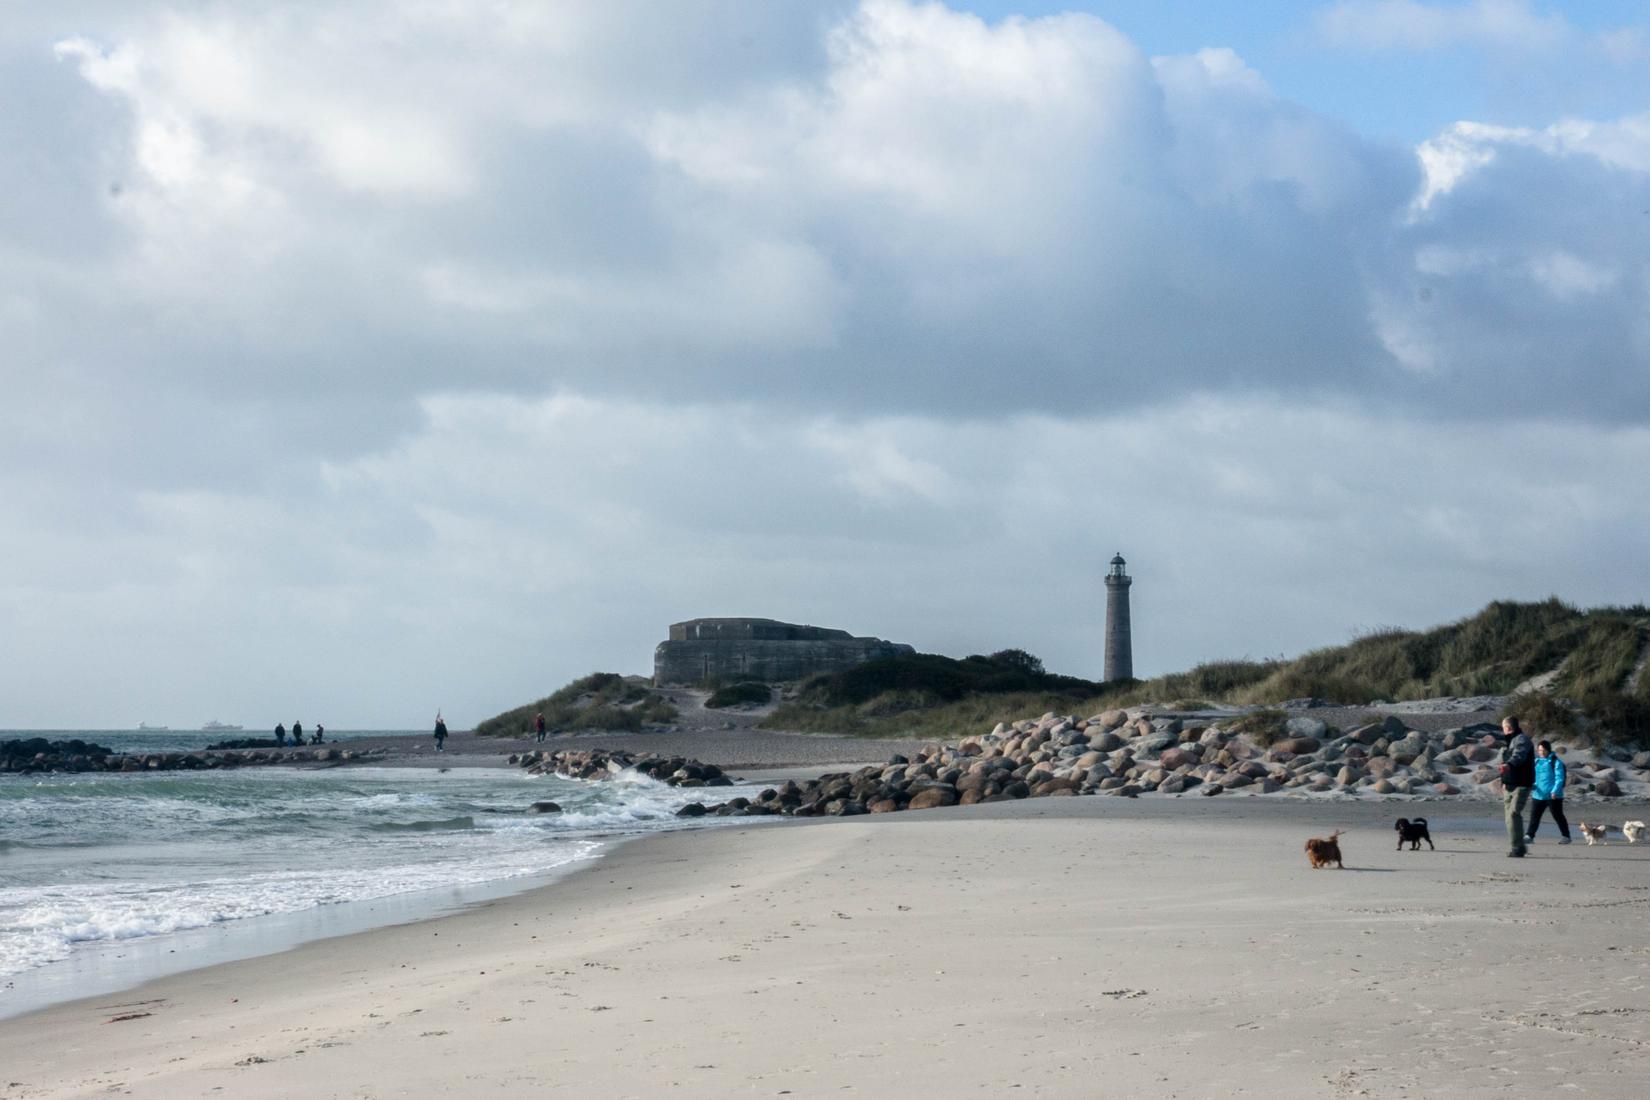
[1533,754,1567,801]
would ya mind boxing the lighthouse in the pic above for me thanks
[1104,553,1133,682]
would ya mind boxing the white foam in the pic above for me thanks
[0,763,769,984]
[0,841,600,980]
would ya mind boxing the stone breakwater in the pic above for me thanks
[512,748,736,788]
[523,710,1650,818]
[0,737,392,775]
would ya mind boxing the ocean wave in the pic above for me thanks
[0,840,602,980]
[0,763,768,985]
[367,816,476,833]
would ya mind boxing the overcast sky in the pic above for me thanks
[3,0,1647,729]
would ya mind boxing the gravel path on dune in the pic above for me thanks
[1290,706,1503,735]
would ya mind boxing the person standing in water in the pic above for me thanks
[434,713,448,752]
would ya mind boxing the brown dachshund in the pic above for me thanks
[1305,830,1345,869]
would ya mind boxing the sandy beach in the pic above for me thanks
[6,794,1649,1099]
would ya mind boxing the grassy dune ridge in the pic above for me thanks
[765,599,1650,743]
[474,672,676,738]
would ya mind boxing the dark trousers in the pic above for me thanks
[1527,798,1570,839]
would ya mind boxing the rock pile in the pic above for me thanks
[513,748,735,788]
[0,737,391,774]
[524,709,1650,819]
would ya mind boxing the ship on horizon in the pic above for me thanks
[200,719,244,732]
[136,722,169,731]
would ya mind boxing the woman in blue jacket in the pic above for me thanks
[1526,740,1571,844]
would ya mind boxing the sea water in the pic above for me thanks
[0,735,760,1016]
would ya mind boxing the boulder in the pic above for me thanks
[1272,737,1322,756]
[1158,747,1199,771]
[1389,733,1429,761]
[907,787,958,810]
[1594,778,1624,798]
[1097,709,1129,731]
[674,803,707,818]
[1346,723,1383,746]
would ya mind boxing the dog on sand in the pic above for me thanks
[1394,817,1434,851]
[1305,830,1345,869]
[1579,822,1609,845]
[1623,820,1646,844]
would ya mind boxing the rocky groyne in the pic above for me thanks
[512,748,735,787]
[1,737,392,775]
[520,710,1650,818]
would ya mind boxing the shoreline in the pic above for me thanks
[6,797,1650,1097]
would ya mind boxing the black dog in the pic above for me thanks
[1394,817,1434,851]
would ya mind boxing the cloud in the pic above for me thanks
[4,390,1646,726]
[11,0,1641,438]
[2,1,1648,726]
[1315,0,1575,54]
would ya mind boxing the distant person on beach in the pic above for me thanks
[292,721,303,745]
[314,723,324,745]
[434,713,448,752]
[1527,739,1571,845]
[534,712,547,743]
[1500,716,1535,857]
[274,722,286,746]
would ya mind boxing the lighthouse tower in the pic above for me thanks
[1103,553,1133,682]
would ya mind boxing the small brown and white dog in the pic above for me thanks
[1623,820,1646,844]
[1305,830,1345,869]
[1578,822,1609,845]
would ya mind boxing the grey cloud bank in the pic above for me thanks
[1,1,1646,727]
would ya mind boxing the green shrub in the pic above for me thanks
[1502,692,1577,741]
[1226,709,1289,747]
[705,681,772,709]
[1576,689,1650,750]
[793,651,1099,710]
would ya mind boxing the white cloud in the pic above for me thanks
[3,1,1649,726]
[1316,0,1573,54]
[6,391,1646,726]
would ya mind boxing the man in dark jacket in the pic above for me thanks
[1500,716,1536,857]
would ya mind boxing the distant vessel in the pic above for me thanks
[200,720,244,732]
[136,722,169,731]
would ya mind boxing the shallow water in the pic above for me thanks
[0,761,758,1011]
